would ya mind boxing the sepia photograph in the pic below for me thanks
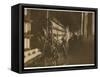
[24,8,96,69]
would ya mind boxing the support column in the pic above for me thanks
[81,12,84,36]
[84,12,88,39]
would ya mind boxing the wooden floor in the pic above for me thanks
[24,39,95,67]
